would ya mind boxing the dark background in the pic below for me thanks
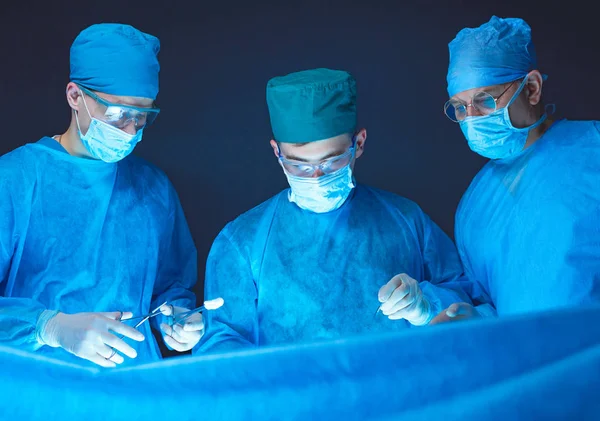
[1,0,598,302]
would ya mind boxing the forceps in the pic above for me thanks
[170,297,225,326]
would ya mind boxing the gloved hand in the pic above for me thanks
[159,305,204,352]
[429,302,481,325]
[378,273,432,326]
[39,311,145,368]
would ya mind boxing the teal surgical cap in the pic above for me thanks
[70,23,160,99]
[446,16,546,97]
[266,68,357,144]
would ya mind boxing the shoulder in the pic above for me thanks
[220,191,286,242]
[355,184,427,218]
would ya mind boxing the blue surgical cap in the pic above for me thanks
[70,23,160,99]
[447,16,545,97]
[266,68,357,144]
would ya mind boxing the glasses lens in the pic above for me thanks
[282,160,315,177]
[322,150,353,174]
[102,107,159,129]
[444,101,465,122]
[473,92,497,115]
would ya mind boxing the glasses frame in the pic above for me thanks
[278,137,356,178]
[78,85,160,129]
[443,80,517,122]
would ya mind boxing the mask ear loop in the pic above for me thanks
[545,103,556,116]
[74,89,94,136]
[506,76,530,108]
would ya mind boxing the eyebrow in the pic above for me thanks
[93,91,153,108]
[284,147,348,163]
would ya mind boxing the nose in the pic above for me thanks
[465,104,484,118]
[311,168,325,178]
[122,121,137,136]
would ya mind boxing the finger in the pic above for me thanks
[95,343,117,359]
[96,346,125,365]
[384,276,420,315]
[445,303,462,318]
[107,320,145,341]
[382,293,415,316]
[428,311,451,325]
[173,324,202,343]
[109,352,124,365]
[163,323,200,347]
[159,304,174,316]
[388,309,416,320]
[182,314,204,331]
[163,333,190,352]
[87,353,117,368]
[101,311,134,321]
[378,274,405,302]
[161,323,186,343]
[379,283,410,313]
[102,332,138,359]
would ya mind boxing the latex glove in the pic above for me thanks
[40,311,145,368]
[429,302,480,325]
[159,305,204,352]
[378,273,432,326]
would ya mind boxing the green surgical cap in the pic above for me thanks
[266,68,357,143]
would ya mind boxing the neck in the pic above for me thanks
[523,117,554,150]
[56,114,92,158]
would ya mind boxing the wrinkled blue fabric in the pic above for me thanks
[196,185,474,354]
[1,305,600,420]
[0,137,197,366]
[456,120,600,315]
[447,16,544,97]
[70,23,160,99]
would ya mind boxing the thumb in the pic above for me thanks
[446,303,466,318]
[378,274,404,302]
[102,311,133,321]
[159,304,174,316]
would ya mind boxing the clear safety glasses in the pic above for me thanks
[79,86,160,130]
[278,138,356,178]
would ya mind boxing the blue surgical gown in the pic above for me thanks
[456,119,600,315]
[196,184,472,354]
[0,137,197,366]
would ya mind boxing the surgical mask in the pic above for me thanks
[76,91,143,163]
[284,164,355,213]
[459,78,548,160]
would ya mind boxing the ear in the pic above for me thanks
[66,82,82,111]
[269,139,280,158]
[525,70,543,106]
[354,128,367,159]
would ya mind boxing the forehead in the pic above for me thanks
[279,133,352,159]
[93,90,154,108]
[451,82,509,101]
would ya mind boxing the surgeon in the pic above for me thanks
[0,23,203,367]
[433,16,600,323]
[195,68,473,353]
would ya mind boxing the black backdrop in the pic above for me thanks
[1,0,598,309]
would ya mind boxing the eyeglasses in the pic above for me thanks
[278,138,356,178]
[443,80,517,122]
[79,86,160,130]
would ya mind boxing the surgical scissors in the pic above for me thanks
[117,300,167,339]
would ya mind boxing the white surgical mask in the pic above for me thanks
[76,90,143,163]
[284,165,355,213]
